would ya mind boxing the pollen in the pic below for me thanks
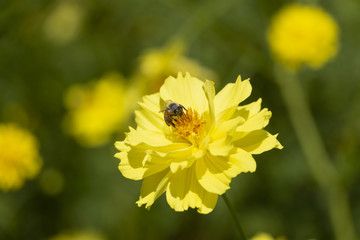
[172,108,206,146]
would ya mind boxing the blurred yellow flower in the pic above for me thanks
[251,233,275,240]
[251,233,287,240]
[115,72,282,213]
[64,73,132,147]
[133,41,216,93]
[43,1,84,45]
[49,231,105,240]
[267,3,339,70]
[0,124,42,191]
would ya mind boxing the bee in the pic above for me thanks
[160,100,187,127]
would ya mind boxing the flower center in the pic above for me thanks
[172,108,206,146]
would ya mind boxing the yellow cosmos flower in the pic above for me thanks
[267,3,339,70]
[251,233,287,240]
[133,41,216,93]
[49,231,105,240]
[251,233,275,240]
[115,73,282,213]
[64,73,132,147]
[43,1,84,45]
[0,124,42,191]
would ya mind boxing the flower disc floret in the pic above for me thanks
[172,108,206,146]
[115,72,282,213]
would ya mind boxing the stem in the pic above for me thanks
[171,0,237,49]
[222,193,248,240]
[274,65,358,240]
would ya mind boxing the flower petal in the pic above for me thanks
[169,147,205,173]
[229,148,257,172]
[137,169,172,209]
[159,72,208,114]
[211,116,244,140]
[166,166,218,214]
[116,142,170,180]
[136,93,166,132]
[235,98,262,120]
[214,76,251,123]
[203,79,215,131]
[208,137,234,156]
[126,127,190,152]
[195,154,239,195]
[116,149,145,180]
[115,141,144,180]
[236,108,272,133]
[234,130,283,154]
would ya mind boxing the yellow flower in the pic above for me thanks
[49,231,105,240]
[251,233,287,240]
[43,1,84,45]
[251,233,275,240]
[63,72,132,147]
[133,40,216,93]
[0,124,42,191]
[267,3,339,70]
[115,72,282,213]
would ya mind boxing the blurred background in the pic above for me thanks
[1,0,360,239]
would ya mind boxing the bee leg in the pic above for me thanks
[170,121,176,127]
[170,116,176,127]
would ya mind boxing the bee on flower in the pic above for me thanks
[115,72,282,214]
[160,100,187,127]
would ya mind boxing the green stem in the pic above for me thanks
[222,193,248,240]
[171,0,237,49]
[274,65,358,240]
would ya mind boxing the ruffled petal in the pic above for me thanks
[126,127,190,152]
[116,146,146,180]
[203,79,216,131]
[195,154,240,195]
[169,147,205,173]
[234,130,283,154]
[229,148,256,172]
[236,108,272,133]
[159,72,208,114]
[116,141,170,180]
[166,166,218,214]
[211,116,244,140]
[208,137,234,156]
[137,170,172,209]
[214,76,251,123]
[136,93,167,133]
[115,141,144,180]
[235,98,262,120]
